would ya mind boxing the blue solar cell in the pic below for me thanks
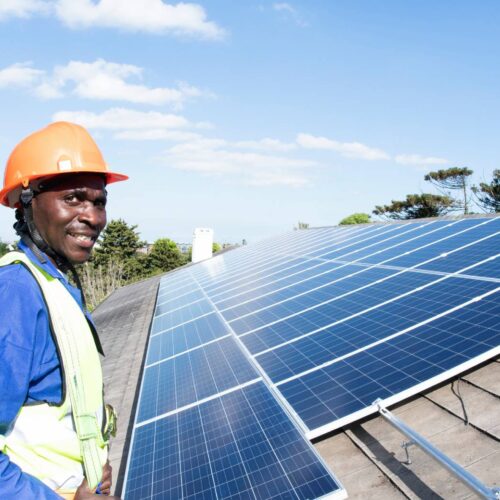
[238,271,436,350]
[155,289,205,316]
[306,224,398,259]
[223,266,397,324]
[138,336,258,423]
[322,220,452,262]
[214,260,342,311]
[203,256,304,294]
[317,224,417,261]
[256,277,499,382]
[463,256,500,280]
[416,234,500,275]
[123,423,155,499]
[125,383,343,499]
[375,218,498,268]
[206,258,318,301]
[277,293,500,431]
[147,312,231,365]
[151,299,214,335]
[358,218,485,264]
[157,280,198,303]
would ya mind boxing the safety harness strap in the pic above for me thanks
[0,252,106,490]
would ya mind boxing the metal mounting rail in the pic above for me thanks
[373,399,500,499]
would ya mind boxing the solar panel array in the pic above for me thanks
[123,216,500,499]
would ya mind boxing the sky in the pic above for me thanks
[0,0,499,245]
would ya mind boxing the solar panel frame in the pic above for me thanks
[124,382,347,499]
[123,215,499,499]
[124,263,347,499]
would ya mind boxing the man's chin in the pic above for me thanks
[60,246,93,266]
[68,252,92,265]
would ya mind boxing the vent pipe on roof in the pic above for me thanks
[192,228,213,263]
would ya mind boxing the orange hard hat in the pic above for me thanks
[0,121,128,207]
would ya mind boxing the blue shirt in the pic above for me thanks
[0,241,90,499]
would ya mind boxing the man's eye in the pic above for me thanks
[64,194,78,203]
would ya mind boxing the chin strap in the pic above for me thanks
[14,186,87,309]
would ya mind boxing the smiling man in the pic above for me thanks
[0,122,127,499]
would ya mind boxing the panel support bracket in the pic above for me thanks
[373,399,500,499]
[401,440,415,465]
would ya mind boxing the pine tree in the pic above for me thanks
[92,219,144,267]
[472,170,500,213]
[373,194,455,220]
[424,167,473,214]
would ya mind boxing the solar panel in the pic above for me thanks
[123,215,499,498]
[125,382,344,499]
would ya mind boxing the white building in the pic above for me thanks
[191,228,213,263]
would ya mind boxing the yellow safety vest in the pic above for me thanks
[0,251,109,494]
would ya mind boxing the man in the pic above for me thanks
[0,122,128,499]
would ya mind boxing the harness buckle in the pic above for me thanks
[103,404,117,442]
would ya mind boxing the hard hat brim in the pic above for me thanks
[0,169,129,208]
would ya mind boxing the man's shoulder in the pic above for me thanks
[0,258,48,349]
[0,258,44,297]
[0,257,36,277]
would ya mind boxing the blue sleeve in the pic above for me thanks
[0,453,62,499]
[0,268,63,499]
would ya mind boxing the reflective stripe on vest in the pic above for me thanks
[0,252,107,491]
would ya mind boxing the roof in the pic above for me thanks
[93,274,161,493]
[94,272,500,498]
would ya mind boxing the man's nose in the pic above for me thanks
[78,201,106,228]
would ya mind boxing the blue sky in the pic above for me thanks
[0,1,499,244]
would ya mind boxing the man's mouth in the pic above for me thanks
[67,231,97,247]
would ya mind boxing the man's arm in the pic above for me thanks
[0,452,63,499]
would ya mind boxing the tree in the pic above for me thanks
[92,219,144,267]
[0,240,8,258]
[424,167,473,214]
[212,242,222,254]
[472,169,500,213]
[80,259,124,311]
[148,238,186,272]
[373,194,455,220]
[339,213,371,225]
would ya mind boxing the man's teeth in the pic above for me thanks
[71,234,93,242]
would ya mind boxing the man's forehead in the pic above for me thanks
[38,173,107,192]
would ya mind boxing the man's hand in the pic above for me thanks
[74,462,119,499]
[98,461,112,495]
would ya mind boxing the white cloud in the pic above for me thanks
[0,0,225,40]
[165,138,316,187]
[272,2,307,27]
[52,108,194,130]
[0,62,45,88]
[395,154,449,166]
[114,129,202,142]
[0,59,209,108]
[43,60,206,108]
[55,0,225,39]
[233,138,297,152]
[297,133,390,160]
[0,0,50,20]
[273,3,295,13]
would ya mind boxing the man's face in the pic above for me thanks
[32,173,107,265]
